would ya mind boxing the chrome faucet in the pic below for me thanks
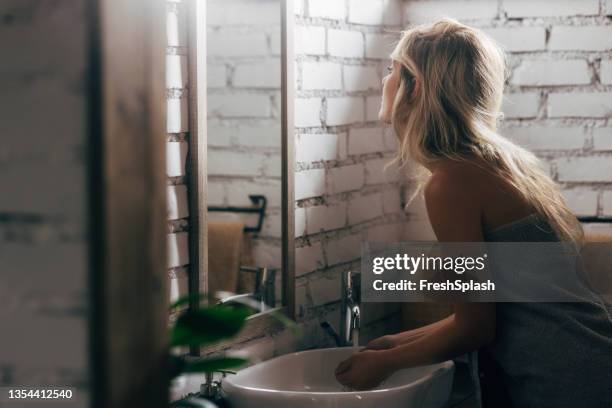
[320,271,361,347]
[341,271,361,347]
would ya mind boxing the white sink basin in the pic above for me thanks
[222,347,455,408]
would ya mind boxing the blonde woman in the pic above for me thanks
[334,19,612,407]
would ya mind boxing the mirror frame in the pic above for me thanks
[186,0,295,353]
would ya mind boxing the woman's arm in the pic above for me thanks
[336,170,495,389]
[365,314,454,350]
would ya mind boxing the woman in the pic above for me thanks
[334,19,612,407]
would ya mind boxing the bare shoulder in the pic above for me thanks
[424,160,486,203]
[423,160,485,241]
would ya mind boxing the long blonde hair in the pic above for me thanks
[390,18,583,243]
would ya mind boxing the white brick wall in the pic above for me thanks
[404,0,498,24]
[483,27,546,52]
[557,157,612,182]
[511,60,591,86]
[205,0,283,267]
[292,0,406,354]
[548,93,612,118]
[326,96,365,126]
[601,60,612,85]
[502,93,540,119]
[302,61,342,90]
[328,29,364,58]
[549,26,612,51]
[503,0,599,17]
[403,0,612,231]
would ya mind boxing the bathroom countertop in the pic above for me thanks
[447,361,478,407]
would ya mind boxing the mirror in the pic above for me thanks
[188,0,293,319]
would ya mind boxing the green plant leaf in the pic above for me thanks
[170,305,250,347]
[183,357,247,373]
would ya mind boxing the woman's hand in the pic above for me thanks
[334,350,395,390]
[364,334,398,350]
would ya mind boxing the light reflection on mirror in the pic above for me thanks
[205,0,283,310]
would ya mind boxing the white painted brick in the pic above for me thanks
[296,133,344,163]
[295,97,322,127]
[511,60,590,86]
[308,273,342,306]
[295,25,326,55]
[207,125,233,147]
[167,185,189,220]
[383,188,402,214]
[166,141,188,177]
[167,232,189,268]
[207,0,280,25]
[365,158,398,184]
[403,218,437,240]
[208,94,271,118]
[483,27,546,52]
[325,234,362,265]
[208,151,265,176]
[348,127,385,155]
[261,211,282,239]
[556,157,612,182]
[343,65,379,91]
[296,242,325,276]
[384,127,398,150]
[296,207,306,237]
[549,26,612,51]
[226,180,282,208]
[366,222,404,242]
[348,192,384,224]
[306,203,347,233]
[366,95,382,121]
[348,0,402,26]
[169,268,189,304]
[404,0,498,23]
[328,29,364,58]
[207,64,227,88]
[233,61,281,88]
[207,32,268,57]
[548,92,612,118]
[329,164,365,193]
[326,96,365,126]
[302,62,342,90]
[167,97,189,133]
[206,181,225,206]
[561,188,598,216]
[365,33,396,59]
[235,124,281,148]
[270,28,281,55]
[252,240,282,269]
[603,191,612,217]
[166,54,188,89]
[504,0,599,17]
[601,60,612,85]
[502,93,540,119]
[167,7,187,47]
[593,128,612,151]
[295,0,305,16]
[295,168,326,200]
[503,126,585,150]
[309,0,346,20]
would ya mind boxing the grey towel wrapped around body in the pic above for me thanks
[471,213,612,408]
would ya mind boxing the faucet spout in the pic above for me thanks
[341,271,361,347]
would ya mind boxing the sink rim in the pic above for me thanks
[222,347,455,397]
